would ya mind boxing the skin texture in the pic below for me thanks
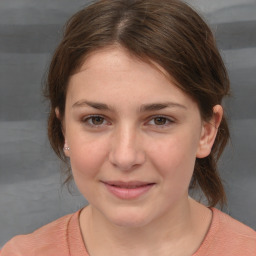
[59,46,223,256]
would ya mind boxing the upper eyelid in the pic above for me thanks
[150,114,173,119]
[82,114,107,120]
[81,114,174,119]
[147,115,175,122]
[82,115,109,125]
[80,114,175,124]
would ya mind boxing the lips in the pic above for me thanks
[102,181,155,200]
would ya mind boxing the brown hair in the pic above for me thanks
[44,0,230,207]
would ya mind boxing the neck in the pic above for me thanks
[80,198,212,256]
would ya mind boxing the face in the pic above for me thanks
[62,47,218,228]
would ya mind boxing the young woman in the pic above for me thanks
[1,0,255,255]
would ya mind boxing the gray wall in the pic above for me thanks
[0,0,255,246]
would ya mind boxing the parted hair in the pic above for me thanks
[44,0,230,207]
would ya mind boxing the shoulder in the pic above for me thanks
[1,211,78,256]
[214,208,256,238]
[196,208,256,256]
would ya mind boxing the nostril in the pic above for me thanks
[108,130,146,170]
[109,148,145,171]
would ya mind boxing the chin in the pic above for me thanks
[105,207,154,228]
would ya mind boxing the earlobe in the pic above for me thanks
[63,142,70,157]
[196,105,223,158]
[55,107,61,119]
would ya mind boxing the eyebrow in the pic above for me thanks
[140,102,187,112]
[72,100,187,111]
[72,100,112,110]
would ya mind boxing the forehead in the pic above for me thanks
[66,46,197,110]
[74,45,173,80]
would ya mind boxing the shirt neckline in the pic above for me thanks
[192,207,220,255]
[67,207,220,256]
[68,208,89,256]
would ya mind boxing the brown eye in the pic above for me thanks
[91,116,105,125]
[154,117,167,125]
[82,115,108,127]
[147,116,174,128]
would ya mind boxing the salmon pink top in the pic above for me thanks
[1,208,256,255]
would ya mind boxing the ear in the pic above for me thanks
[55,108,70,157]
[55,107,61,119]
[196,105,223,158]
[55,107,65,135]
[63,141,70,157]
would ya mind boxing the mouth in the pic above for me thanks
[102,181,155,200]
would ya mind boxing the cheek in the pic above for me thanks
[149,134,198,181]
[69,137,109,178]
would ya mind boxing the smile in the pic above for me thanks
[102,181,155,200]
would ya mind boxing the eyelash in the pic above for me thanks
[147,115,174,127]
[82,115,110,128]
[81,115,175,128]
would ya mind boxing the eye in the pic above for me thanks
[147,116,174,127]
[90,116,105,125]
[82,115,109,127]
[153,117,168,125]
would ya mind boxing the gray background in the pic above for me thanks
[0,0,255,247]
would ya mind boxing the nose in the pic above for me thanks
[109,125,146,171]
